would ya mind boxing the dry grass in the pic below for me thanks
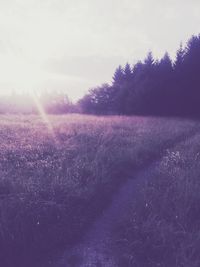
[0,114,197,266]
[113,123,200,267]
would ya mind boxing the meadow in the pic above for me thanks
[113,120,200,266]
[0,114,199,266]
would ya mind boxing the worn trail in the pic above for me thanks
[41,129,200,267]
[49,160,160,267]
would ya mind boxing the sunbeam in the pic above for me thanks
[31,92,57,143]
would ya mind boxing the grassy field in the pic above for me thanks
[0,114,199,266]
[112,122,200,267]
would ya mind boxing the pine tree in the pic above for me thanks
[174,43,185,70]
[144,51,154,66]
[112,65,124,86]
[124,63,132,76]
[185,35,200,56]
[159,52,173,72]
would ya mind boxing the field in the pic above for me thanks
[0,114,199,267]
[113,126,200,267]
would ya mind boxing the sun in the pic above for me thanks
[0,53,58,140]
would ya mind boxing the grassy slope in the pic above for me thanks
[0,114,198,266]
[113,123,200,267]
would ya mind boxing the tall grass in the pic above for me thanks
[113,126,200,267]
[0,114,197,266]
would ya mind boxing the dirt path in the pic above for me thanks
[40,129,200,267]
[47,160,160,267]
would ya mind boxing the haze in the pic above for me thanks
[0,0,200,101]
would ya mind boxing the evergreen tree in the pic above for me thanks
[159,52,173,71]
[144,51,154,66]
[174,43,185,70]
[112,65,124,86]
[184,35,200,114]
[124,63,132,80]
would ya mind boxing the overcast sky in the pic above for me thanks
[0,0,200,100]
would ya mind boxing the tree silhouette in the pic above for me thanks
[174,43,185,70]
[124,63,132,81]
[79,33,200,117]
[112,65,124,86]
[144,51,154,66]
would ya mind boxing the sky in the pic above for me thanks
[0,0,200,101]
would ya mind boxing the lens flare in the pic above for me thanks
[31,92,57,143]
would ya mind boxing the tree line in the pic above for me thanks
[0,92,75,114]
[1,34,200,116]
[79,34,200,117]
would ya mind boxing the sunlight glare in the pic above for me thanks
[0,54,45,94]
[31,92,58,143]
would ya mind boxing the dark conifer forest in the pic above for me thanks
[79,34,200,117]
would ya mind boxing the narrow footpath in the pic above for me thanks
[51,160,160,267]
